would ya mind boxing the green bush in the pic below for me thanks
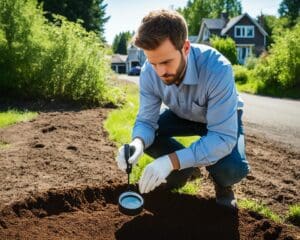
[0,0,119,105]
[210,36,238,65]
[254,23,300,89]
[244,54,258,70]
[233,65,249,84]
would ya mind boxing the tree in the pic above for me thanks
[177,0,242,35]
[210,36,238,64]
[112,31,133,54]
[209,0,242,19]
[38,0,110,42]
[278,0,300,27]
[255,22,300,89]
[259,15,290,48]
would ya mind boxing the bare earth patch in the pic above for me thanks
[0,105,299,239]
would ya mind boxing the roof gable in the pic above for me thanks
[203,18,226,29]
[221,13,268,36]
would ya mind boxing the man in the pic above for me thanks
[116,9,249,209]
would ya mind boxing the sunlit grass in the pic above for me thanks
[0,141,9,149]
[238,199,282,223]
[286,203,300,226]
[0,110,37,128]
[172,178,201,195]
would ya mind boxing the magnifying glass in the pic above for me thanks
[118,144,144,216]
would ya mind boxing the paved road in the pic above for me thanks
[117,74,300,151]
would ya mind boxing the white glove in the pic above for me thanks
[139,155,173,194]
[116,138,144,172]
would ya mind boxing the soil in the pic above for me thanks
[0,102,299,239]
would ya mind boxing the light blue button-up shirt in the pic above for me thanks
[132,44,242,169]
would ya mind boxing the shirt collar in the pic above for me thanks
[181,47,199,85]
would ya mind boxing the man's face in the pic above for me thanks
[144,38,190,85]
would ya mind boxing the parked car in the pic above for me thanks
[128,66,141,76]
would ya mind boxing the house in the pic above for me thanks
[111,44,146,74]
[197,13,268,64]
[111,54,127,73]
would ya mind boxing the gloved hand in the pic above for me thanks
[116,138,144,172]
[139,155,173,194]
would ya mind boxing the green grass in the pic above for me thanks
[0,110,37,128]
[104,81,200,194]
[286,204,300,226]
[0,141,9,149]
[238,199,282,223]
[172,178,201,195]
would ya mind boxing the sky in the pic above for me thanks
[103,0,282,44]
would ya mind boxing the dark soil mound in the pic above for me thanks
[0,184,298,240]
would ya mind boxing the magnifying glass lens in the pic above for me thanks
[118,191,144,215]
[121,195,142,209]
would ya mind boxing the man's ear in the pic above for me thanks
[182,40,190,56]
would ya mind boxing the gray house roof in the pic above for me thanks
[111,54,127,64]
[221,13,268,36]
[202,18,226,29]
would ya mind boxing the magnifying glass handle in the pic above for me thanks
[124,144,132,175]
[124,144,132,190]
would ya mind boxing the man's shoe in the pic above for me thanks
[213,181,237,209]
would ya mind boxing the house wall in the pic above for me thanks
[225,15,265,56]
[111,63,126,74]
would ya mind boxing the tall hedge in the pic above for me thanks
[254,23,300,89]
[0,0,118,105]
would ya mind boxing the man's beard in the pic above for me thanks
[160,51,187,86]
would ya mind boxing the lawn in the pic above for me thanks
[0,110,37,128]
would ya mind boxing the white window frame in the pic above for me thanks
[234,25,255,38]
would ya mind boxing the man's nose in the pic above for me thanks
[156,64,167,76]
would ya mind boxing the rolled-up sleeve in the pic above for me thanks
[132,70,162,148]
[177,65,238,169]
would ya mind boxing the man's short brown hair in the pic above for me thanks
[133,9,188,50]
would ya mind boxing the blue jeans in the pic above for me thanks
[144,109,250,187]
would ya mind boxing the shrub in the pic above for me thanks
[244,54,258,70]
[254,23,300,89]
[210,36,238,65]
[233,65,249,84]
[0,0,119,106]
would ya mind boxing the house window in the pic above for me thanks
[234,25,254,38]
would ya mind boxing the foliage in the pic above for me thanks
[233,65,249,83]
[286,204,300,226]
[260,15,291,48]
[38,0,110,42]
[0,0,121,106]
[278,0,300,27]
[210,36,238,64]
[177,0,242,35]
[244,54,258,70]
[112,31,133,54]
[254,23,300,89]
[0,110,37,128]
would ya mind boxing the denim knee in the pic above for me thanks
[207,156,250,187]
